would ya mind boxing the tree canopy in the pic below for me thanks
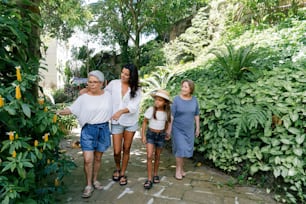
[88,0,207,68]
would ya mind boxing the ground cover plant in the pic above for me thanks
[168,19,305,203]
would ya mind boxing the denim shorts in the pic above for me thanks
[111,123,138,134]
[80,122,111,152]
[146,129,166,148]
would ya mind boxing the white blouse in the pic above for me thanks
[69,92,112,127]
[105,79,142,126]
[144,107,167,130]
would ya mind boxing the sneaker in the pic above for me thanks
[82,186,94,198]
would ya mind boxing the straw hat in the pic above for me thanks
[151,89,172,103]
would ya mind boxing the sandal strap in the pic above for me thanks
[144,180,153,189]
[153,176,160,183]
[93,181,104,190]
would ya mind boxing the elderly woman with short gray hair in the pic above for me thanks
[57,70,112,198]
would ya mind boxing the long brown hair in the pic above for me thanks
[152,99,172,130]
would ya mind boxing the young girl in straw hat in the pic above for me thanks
[141,89,172,190]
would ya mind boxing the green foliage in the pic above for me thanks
[139,40,166,76]
[89,0,204,67]
[52,88,72,104]
[167,18,305,203]
[40,0,91,40]
[229,0,305,26]
[0,1,76,203]
[55,103,78,135]
[208,43,258,80]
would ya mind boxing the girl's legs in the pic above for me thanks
[146,143,154,181]
[181,158,186,177]
[153,147,162,177]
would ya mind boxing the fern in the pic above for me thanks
[228,105,269,137]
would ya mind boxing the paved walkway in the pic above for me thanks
[57,129,278,204]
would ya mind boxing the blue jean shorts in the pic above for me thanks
[146,129,166,148]
[80,122,111,152]
[111,123,138,134]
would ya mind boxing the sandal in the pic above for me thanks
[153,176,160,184]
[119,175,128,186]
[82,186,94,198]
[93,180,104,190]
[143,180,153,190]
[112,169,121,181]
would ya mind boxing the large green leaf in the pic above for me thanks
[21,103,31,118]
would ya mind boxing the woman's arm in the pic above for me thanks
[57,108,72,116]
[112,108,129,120]
[195,115,200,137]
[165,115,173,140]
[141,118,148,144]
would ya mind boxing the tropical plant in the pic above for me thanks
[0,1,76,203]
[208,43,258,80]
[141,65,186,96]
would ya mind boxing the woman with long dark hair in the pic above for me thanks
[105,64,142,186]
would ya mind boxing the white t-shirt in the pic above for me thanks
[105,79,142,126]
[69,92,112,127]
[144,107,167,130]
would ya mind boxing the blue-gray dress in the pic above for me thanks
[171,95,199,158]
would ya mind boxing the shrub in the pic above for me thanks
[167,19,305,203]
[0,2,75,203]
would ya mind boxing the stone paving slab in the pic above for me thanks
[57,130,279,204]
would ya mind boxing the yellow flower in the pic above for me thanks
[0,95,4,107]
[15,134,18,139]
[34,140,38,147]
[40,148,43,153]
[16,66,22,81]
[15,85,21,100]
[38,98,44,105]
[47,159,50,164]
[54,178,60,187]
[52,114,57,123]
[44,107,48,112]
[43,133,49,142]
[12,151,16,158]
[9,131,14,141]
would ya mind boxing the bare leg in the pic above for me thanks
[113,133,123,171]
[154,147,162,177]
[93,151,103,182]
[146,143,154,181]
[181,158,186,176]
[175,157,183,179]
[120,130,135,176]
[83,151,94,186]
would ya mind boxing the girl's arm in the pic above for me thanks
[195,115,200,137]
[141,118,148,144]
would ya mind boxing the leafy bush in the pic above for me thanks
[0,2,75,203]
[167,18,305,203]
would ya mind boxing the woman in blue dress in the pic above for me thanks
[170,79,200,180]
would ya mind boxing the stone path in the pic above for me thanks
[57,129,278,204]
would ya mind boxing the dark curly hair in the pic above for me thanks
[122,64,140,98]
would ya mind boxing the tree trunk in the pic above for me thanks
[21,0,42,97]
